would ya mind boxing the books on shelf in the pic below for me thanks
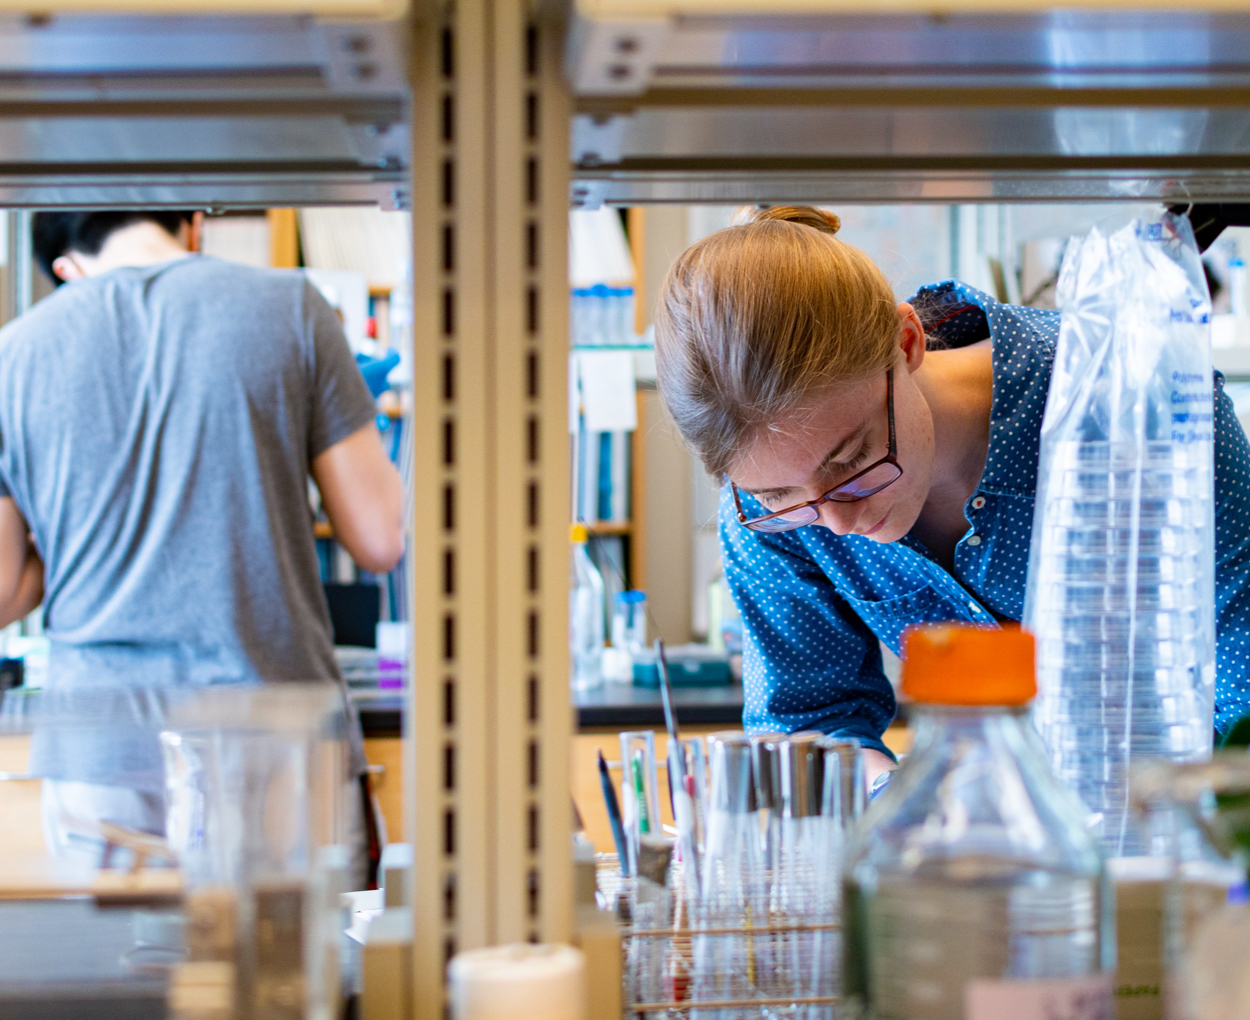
[576,417,631,526]
[200,214,272,269]
[298,207,411,291]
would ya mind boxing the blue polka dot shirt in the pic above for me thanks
[721,280,1250,757]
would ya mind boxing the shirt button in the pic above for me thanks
[967,534,982,547]
[971,496,986,510]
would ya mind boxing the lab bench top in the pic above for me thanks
[0,900,166,1019]
[574,680,744,730]
[348,682,747,737]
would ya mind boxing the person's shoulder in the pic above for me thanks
[0,279,96,350]
[163,256,305,292]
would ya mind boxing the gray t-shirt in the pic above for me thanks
[0,255,378,790]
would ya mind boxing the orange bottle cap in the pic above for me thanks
[901,623,1036,706]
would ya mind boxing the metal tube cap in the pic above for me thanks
[706,731,755,814]
[748,732,786,812]
[774,731,826,819]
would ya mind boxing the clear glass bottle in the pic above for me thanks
[569,524,605,691]
[1133,754,1250,1020]
[843,624,1114,1020]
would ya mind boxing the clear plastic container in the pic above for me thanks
[587,283,611,345]
[611,590,647,655]
[612,286,637,345]
[569,524,605,691]
[843,624,1114,1020]
[1025,211,1216,859]
[570,286,592,346]
[160,684,352,1020]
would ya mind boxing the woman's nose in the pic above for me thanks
[815,499,862,536]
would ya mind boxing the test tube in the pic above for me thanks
[819,736,866,826]
[619,731,660,879]
[678,737,709,856]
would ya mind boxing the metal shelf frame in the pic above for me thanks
[406,2,574,1015]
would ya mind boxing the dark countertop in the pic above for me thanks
[351,682,745,736]
[575,681,744,730]
[353,691,403,738]
[0,900,166,1019]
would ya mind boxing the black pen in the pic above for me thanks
[598,748,630,874]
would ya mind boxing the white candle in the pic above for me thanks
[448,943,585,1020]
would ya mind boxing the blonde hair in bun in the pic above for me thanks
[654,205,899,478]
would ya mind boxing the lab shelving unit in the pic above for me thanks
[405,10,576,1011]
[412,6,1250,1020]
[0,2,1250,1019]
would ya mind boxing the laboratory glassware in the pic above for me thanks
[1134,754,1250,1020]
[569,523,605,691]
[618,730,662,878]
[1025,211,1215,858]
[612,590,647,655]
[843,624,1114,1020]
[161,684,351,1020]
[767,731,838,1007]
[692,731,768,1015]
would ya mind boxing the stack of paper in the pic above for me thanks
[298,207,411,291]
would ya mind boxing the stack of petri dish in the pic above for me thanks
[1031,438,1214,856]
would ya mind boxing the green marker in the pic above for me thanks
[631,748,651,835]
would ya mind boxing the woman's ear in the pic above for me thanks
[896,302,926,374]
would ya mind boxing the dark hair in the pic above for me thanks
[32,211,195,284]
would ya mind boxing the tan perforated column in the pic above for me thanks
[406,2,573,1016]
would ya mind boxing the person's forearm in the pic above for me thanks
[0,547,43,630]
[862,747,899,786]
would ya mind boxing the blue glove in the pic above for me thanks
[869,770,894,801]
[356,350,401,398]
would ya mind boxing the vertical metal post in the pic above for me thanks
[12,210,32,319]
[406,1,572,1015]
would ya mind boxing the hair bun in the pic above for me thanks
[731,205,841,236]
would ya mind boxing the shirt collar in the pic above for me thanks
[908,280,1057,497]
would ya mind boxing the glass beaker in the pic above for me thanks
[1134,753,1250,1020]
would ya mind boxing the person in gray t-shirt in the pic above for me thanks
[0,210,403,858]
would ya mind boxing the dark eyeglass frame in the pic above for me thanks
[731,368,902,533]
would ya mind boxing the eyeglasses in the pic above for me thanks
[731,368,903,533]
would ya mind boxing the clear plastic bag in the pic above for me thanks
[1024,210,1216,858]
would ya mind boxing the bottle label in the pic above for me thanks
[966,973,1114,1020]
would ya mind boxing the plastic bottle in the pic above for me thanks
[569,524,605,691]
[588,283,611,345]
[615,286,636,345]
[1025,212,1215,859]
[843,624,1114,1020]
[570,287,592,347]
[612,590,647,654]
[603,590,646,683]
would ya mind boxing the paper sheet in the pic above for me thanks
[578,350,637,432]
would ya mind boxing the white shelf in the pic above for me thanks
[1215,348,1250,381]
